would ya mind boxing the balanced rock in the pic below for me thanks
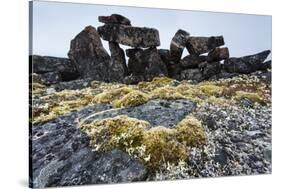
[180,54,207,68]
[186,36,225,55]
[98,14,131,25]
[207,47,229,62]
[170,29,190,62]
[108,42,128,82]
[98,24,160,48]
[223,50,271,74]
[68,26,111,81]
[31,55,79,81]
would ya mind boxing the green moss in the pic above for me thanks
[234,91,265,104]
[94,87,134,104]
[138,77,174,92]
[175,115,207,147]
[113,90,149,108]
[199,84,224,96]
[32,82,46,95]
[151,86,185,100]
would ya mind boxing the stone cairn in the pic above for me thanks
[54,14,272,84]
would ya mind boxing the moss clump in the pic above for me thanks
[199,84,224,96]
[234,91,265,104]
[143,126,187,169]
[80,115,150,151]
[113,90,149,108]
[175,115,207,147]
[94,87,134,104]
[32,82,46,95]
[79,114,207,171]
[138,77,174,92]
[151,86,185,100]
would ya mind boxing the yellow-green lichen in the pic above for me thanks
[151,86,185,100]
[234,91,265,104]
[94,87,134,104]
[198,84,224,96]
[138,77,174,92]
[113,90,149,108]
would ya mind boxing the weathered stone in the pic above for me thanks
[223,50,271,74]
[186,36,225,55]
[126,48,168,81]
[180,68,204,82]
[31,55,79,81]
[199,61,221,79]
[30,105,147,188]
[97,24,160,48]
[170,29,190,61]
[68,26,111,80]
[98,14,131,25]
[167,63,182,78]
[51,78,92,92]
[31,72,61,85]
[207,47,229,62]
[180,55,207,68]
[158,49,175,65]
[108,42,128,82]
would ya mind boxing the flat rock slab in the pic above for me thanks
[98,24,160,48]
[186,36,224,55]
[30,104,146,188]
[98,14,131,25]
[83,99,196,128]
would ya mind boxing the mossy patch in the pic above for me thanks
[138,77,174,92]
[79,115,207,171]
[151,86,185,100]
[234,91,265,104]
[198,84,224,96]
[94,86,134,104]
[113,90,149,108]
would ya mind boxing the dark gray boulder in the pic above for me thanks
[199,61,222,79]
[68,26,111,81]
[170,29,190,62]
[123,74,145,85]
[31,55,79,81]
[158,49,177,65]
[97,24,160,48]
[30,104,147,188]
[186,36,225,55]
[180,55,207,68]
[108,42,128,82]
[167,63,182,78]
[180,68,204,82]
[51,78,92,92]
[207,47,229,62]
[126,47,168,82]
[98,14,131,25]
[223,50,271,74]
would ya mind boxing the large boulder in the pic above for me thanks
[31,55,79,81]
[223,50,271,74]
[68,26,111,81]
[180,54,207,68]
[126,47,168,82]
[207,47,229,62]
[108,42,128,82]
[30,104,147,188]
[199,61,222,79]
[97,24,160,48]
[98,14,131,25]
[180,68,204,82]
[186,36,225,55]
[170,29,190,62]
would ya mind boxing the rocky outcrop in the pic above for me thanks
[30,104,147,188]
[68,26,111,81]
[170,29,190,62]
[97,24,160,48]
[223,50,271,74]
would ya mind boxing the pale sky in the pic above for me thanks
[31,1,272,60]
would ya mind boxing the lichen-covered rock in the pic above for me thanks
[68,26,111,80]
[170,29,190,62]
[223,50,271,74]
[180,55,207,68]
[207,47,229,62]
[98,14,131,25]
[51,78,92,91]
[199,61,221,79]
[123,74,145,85]
[31,72,62,85]
[31,55,79,81]
[186,36,225,55]
[30,105,147,188]
[108,42,128,82]
[97,24,160,48]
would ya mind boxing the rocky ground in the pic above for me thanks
[30,73,272,188]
